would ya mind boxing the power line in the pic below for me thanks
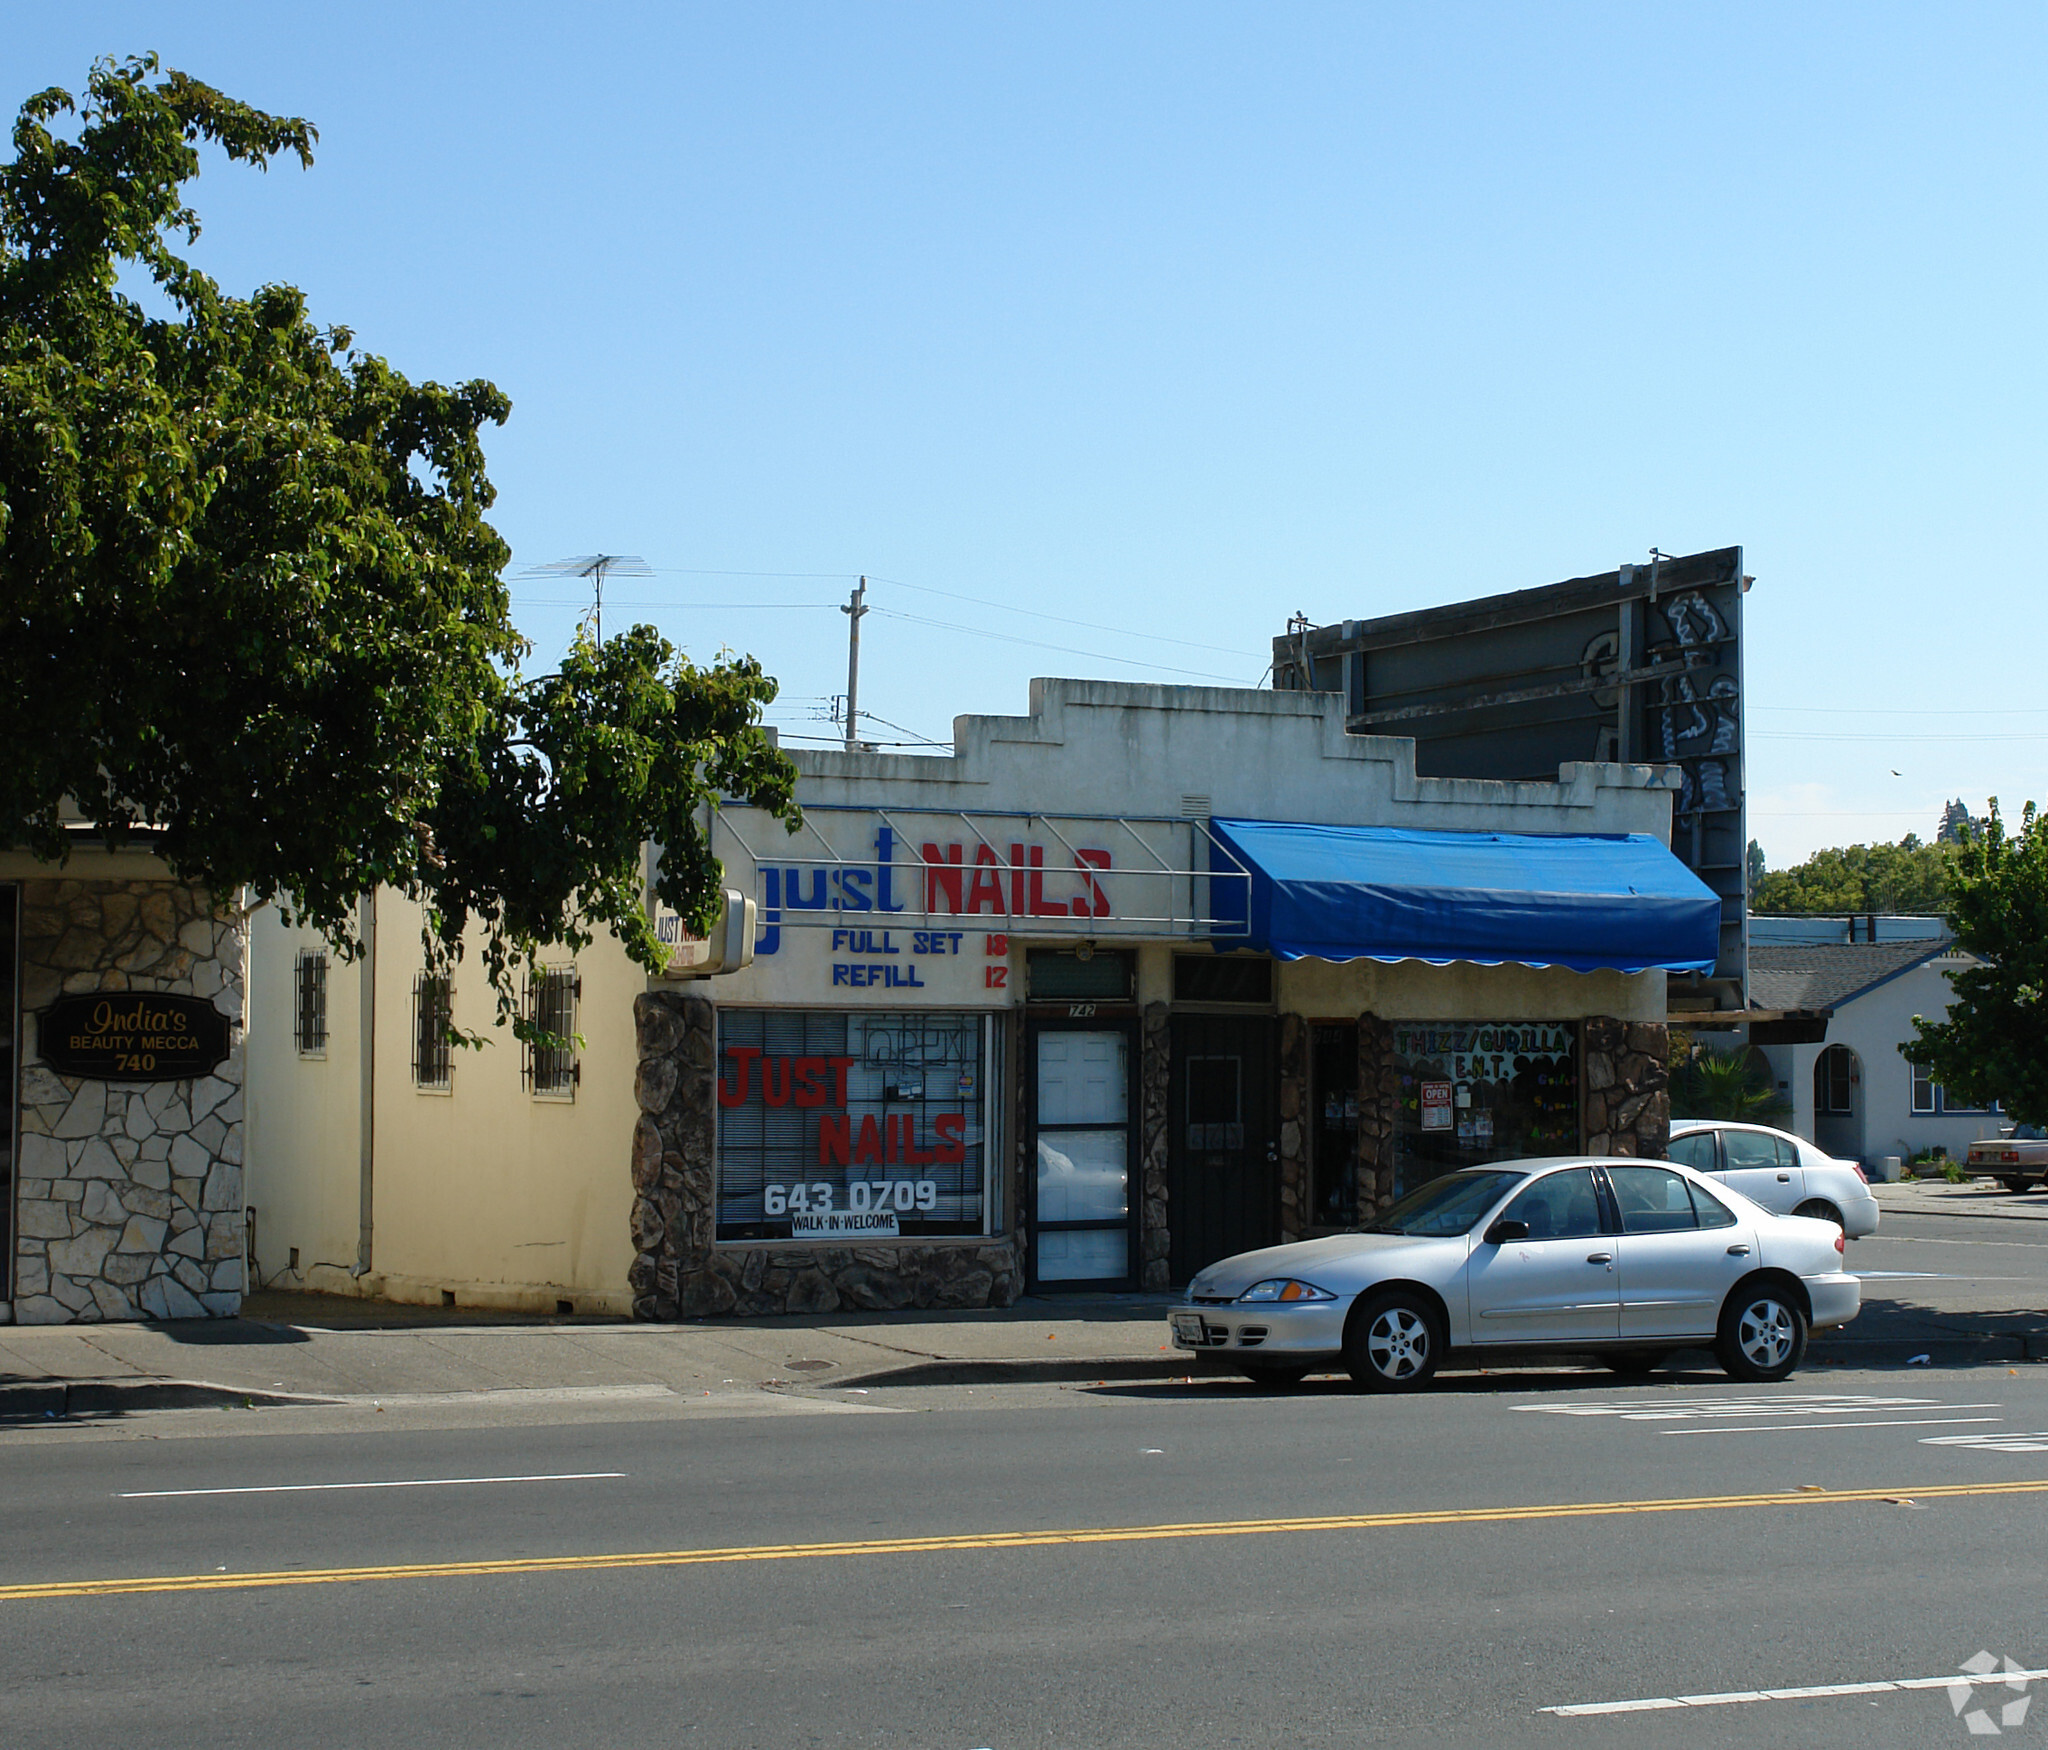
[856,709,950,749]
[1751,731,2048,743]
[867,606,1256,684]
[509,597,838,610]
[864,572,1255,657]
[511,562,1260,658]
[1752,704,2048,717]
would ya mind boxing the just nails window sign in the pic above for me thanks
[755,825,1114,956]
[715,1009,996,1243]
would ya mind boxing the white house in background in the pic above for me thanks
[1747,916,2003,1167]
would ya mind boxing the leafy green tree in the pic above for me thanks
[1750,836,1956,916]
[1670,1048,1790,1122]
[0,56,797,1034]
[1903,800,2048,1124]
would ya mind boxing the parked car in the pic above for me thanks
[1964,1123,2048,1193]
[1666,1119,1880,1237]
[1169,1157,1858,1391]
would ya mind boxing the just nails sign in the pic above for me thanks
[756,824,1114,954]
[717,1046,967,1167]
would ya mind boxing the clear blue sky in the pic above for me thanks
[16,5,2047,867]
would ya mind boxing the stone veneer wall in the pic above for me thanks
[1581,1017,1671,1157]
[627,990,1021,1318]
[13,878,246,1323]
[1137,1002,1170,1289]
[1353,1013,1399,1221]
[1275,1013,1307,1242]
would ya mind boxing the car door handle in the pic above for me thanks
[1726,1244,1750,1256]
[1776,1173,1791,1181]
[1586,1252,1613,1265]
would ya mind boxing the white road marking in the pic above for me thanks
[119,1472,626,1500]
[1923,1431,2048,1453]
[335,1385,673,1406]
[1661,1416,2003,1437]
[1852,1270,2029,1280]
[1543,1666,2048,1716]
[1519,1394,1993,1422]
[1866,1233,2048,1248]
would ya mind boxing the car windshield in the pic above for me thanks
[2013,1125,2047,1141]
[1366,1169,1528,1237]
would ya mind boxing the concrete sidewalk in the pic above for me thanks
[6,1192,2047,1419]
[1873,1178,2048,1222]
[0,1290,1187,1417]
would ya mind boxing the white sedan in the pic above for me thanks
[1169,1156,1859,1391]
[1666,1120,1880,1237]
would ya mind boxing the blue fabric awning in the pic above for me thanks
[1206,819,1722,975]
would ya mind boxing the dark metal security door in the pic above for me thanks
[1168,1014,1278,1284]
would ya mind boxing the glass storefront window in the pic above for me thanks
[716,1010,998,1242]
[1388,1021,1579,1202]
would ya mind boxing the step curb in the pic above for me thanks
[0,1379,338,1422]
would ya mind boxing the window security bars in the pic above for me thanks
[523,968,581,1097]
[412,974,453,1090]
[294,951,328,1055]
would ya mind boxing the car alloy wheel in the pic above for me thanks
[1794,1199,1844,1228]
[1717,1287,1807,1383]
[1345,1290,1441,1392]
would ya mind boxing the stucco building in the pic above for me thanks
[234,678,1716,1319]
[1748,917,2002,1167]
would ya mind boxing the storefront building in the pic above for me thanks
[240,677,1709,1319]
[625,678,1713,1316]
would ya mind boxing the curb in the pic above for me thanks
[0,1380,338,1422]
[837,1355,1186,1388]
[1808,1333,2048,1365]
[1872,1197,2048,1225]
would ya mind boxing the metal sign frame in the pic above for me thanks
[702,804,1255,940]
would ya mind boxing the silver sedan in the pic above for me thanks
[1168,1156,1860,1391]
[1667,1120,1880,1237]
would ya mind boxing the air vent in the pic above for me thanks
[1180,794,1212,819]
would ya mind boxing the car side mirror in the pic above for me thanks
[1485,1219,1529,1245]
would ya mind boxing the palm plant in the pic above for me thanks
[1671,1048,1792,1122]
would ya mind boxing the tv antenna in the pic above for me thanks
[523,553,652,643]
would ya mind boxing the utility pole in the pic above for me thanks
[841,576,868,753]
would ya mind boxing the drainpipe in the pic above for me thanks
[355,889,376,1277]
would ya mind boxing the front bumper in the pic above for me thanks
[1168,1299,1350,1359]
[1806,1270,1862,1331]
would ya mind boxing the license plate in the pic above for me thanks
[1171,1313,1204,1345]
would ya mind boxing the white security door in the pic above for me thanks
[1035,1030,1131,1283]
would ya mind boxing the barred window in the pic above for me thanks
[412,973,453,1090]
[523,967,581,1098]
[294,951,328,1055]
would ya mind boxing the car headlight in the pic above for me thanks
[1236,1278,1337,1304]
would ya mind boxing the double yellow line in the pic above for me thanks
[7,1477,2044,1604]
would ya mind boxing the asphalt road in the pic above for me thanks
[3,1212,2046,1750]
